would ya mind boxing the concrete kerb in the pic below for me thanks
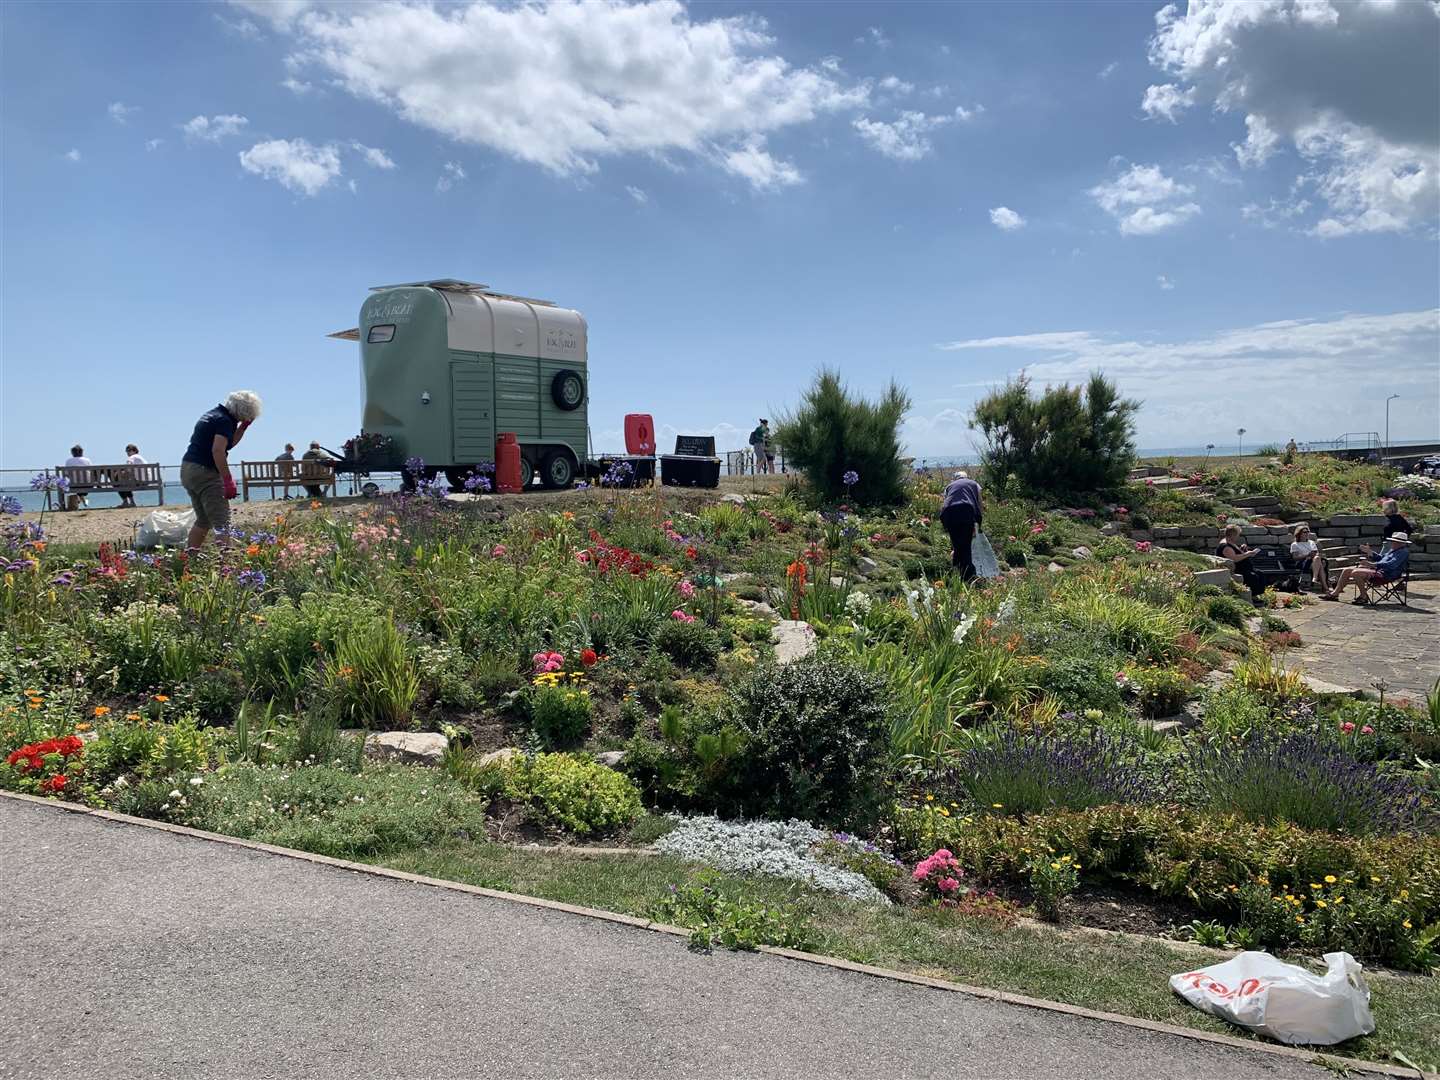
[2,790,1422,1080]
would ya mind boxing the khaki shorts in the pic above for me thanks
[181,461,230,532]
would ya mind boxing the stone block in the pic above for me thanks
[1180,526,1214,538]
[1361,515,1388,527]
[365,731,447,766]
[1153,526,1181,539]
[1329,515,1363,527]
[1191,568,1233,588]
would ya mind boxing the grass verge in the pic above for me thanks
[371,840,1440,1072]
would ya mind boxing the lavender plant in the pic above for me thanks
[950,728,1158,814]
[1187,732,1432,834]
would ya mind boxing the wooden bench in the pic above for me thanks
[240,460,337,501]
[54,463,164,508]
[1248,547,1306,592]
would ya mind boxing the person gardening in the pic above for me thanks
[180,390,261,550]
[1321,532,1410,604]
[940,470,983,582]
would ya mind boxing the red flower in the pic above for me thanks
[685,546,698,560]
[580,648,598,667]
[43,774,67,792]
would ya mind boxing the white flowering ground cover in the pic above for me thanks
[653,815,890,904]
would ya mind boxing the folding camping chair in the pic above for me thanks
[1363,566,1409,607]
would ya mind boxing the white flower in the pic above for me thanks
[168,789,182,798]
[996,596,1018,624]
[188,777,203,786]
[952,615,977,645]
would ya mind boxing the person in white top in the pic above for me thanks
[117,443,146,508]
[1289,523,1329,592]
[63,444,93,507]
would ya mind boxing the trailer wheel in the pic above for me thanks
[541,449,576,490]
[551,369,585,411]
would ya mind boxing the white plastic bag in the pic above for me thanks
[972,531,1001,579]
[1170,951,1374,1046]
[136,509,195,549]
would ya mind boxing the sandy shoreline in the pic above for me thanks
[22,474,790,546]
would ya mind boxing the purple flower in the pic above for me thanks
[29,472,67,493]
[236,569,267,590]
[842,470,859,487]
[463,472,492,493]
[403,455,426,478]
[0,496,21,516]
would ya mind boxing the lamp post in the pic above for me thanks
[1237,428,1246,459]
[1385,394,1400,459]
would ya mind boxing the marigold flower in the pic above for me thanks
[1324,874,1336,884]
[93,705,110,717]
[153,694,170,702]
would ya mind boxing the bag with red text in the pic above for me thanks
[1170,951,1374,1045]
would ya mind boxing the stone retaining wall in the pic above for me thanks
[1143,517,1440,575]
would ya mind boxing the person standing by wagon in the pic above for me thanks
[181,391,261,550]
[940,470,983,582]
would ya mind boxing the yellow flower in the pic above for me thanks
[1073,864,1082,871]
[1310,883,1321,890]
[1370,876,1381,883]
[1315,900,1327,909]
[939,808,950,817]
[75,722,91,732]
[925,794,933,801]
[1324,874,1337,884]
[1403,920,1413,930]
[125,713,141,721]
[1050,862,1061,870]
[1400,889,1410,899]
[1295,916,1304,925]
[991,802,1003,809]
[1335,896,1343,904]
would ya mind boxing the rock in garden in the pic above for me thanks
[478,747,522,768]
[1191,568,1233,588]
[364,731,448,765]
[593,750,626,768]
[772,620,817,665]
[443,492,494,503]
[737,598,779,620]
[1300,675,1362,698]
[720,493,747,505]
[857,556,879,576]
[1099,522,1123,536]
[1048,562,1065,573]
[1071,546,1093,560]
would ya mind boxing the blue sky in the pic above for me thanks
[3,0,1437,471]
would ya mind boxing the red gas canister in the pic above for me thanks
[624,413,655,455]
[495,432,523,494]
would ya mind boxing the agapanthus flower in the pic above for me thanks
[0,496,21,515]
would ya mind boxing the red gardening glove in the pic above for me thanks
[223,474,238,500]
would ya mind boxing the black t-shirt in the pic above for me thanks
[182,405,238,468]
[1385,513,1411,539]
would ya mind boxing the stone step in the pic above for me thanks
[1230,496,1283,510]
[1129,466,1171,479]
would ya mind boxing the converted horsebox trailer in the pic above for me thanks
[331,279,589,489]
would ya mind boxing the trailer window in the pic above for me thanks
[367,324,396,343]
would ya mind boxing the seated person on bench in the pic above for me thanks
[1216,524,1264,604]
[1289,524,1329,592]
[1321,533,1410,604]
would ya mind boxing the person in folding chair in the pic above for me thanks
[1320,532,1411,605]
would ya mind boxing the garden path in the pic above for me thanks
[1280,580,1439,702]
[1,797,1338,1080]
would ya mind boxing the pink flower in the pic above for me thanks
[1361,725,1374,735]
[491,544,507,557]
[532,650,565,674]
[1134,541,1152,553]
[671,609,696,623]
[1340,721,1355,733]
[678,580,696,600]
[937,877,960,894]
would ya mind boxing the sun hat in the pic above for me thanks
[1385,532,1412,544]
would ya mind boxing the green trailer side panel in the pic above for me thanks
[495,356,541,439]
[450,357,495,463]
[537,358,588,452]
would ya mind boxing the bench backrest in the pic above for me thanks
[241,460,334,482]
[55,463,163,490]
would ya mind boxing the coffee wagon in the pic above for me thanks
[330,279,589,489]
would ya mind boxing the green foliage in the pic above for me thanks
[504,752,643,836]
[314,617,421,729]
[88,601,212,694]
[1028,852,1080,922]
[653,618,722,670]
[1055,584,1184,662]
[1035,655,1125,713]
[238,594,377,705]
[650,870,816,952]
[971,372,1138,497]
[528,679,593,749]
[1122,665,1192,719]
[170,762,491,858]
[1205,593,1253,628]
[1185,919,1230,948]
[722,655,891,828]
[773,368,910,505]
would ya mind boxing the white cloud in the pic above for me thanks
[182,114,249,142]
[350,142,395,169]
[1140,82,1195,122]
[819,56,842,73]
[856,26,890,47]
[436,160,466,192]
[63,149,81,163]
[1157,274,1175,290]
[934,309,1440,444]
[214,12,262,39]
[853,110,956,162]
[625,185,648,205]
[108,102,139,124]
[953,103,982,122]
[145,138,163,151]
[1147,0,1439,235]
[989,206,1025,231]
[721,136,802,190]
[281,77,315,96]
[238,138,342,195]
[878,75,913,95]
[238,0,867,187]
[348,179,358,194]
[1088,163,1201,235]
[1098,61,1119,79]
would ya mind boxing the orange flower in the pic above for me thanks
[153,694,170,703]
[75,722,92,732]
[93,705,111,717]
[246,544,260,557]
[310,500,322,510]
[32,541,46,552]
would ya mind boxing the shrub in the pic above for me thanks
[950,729,1156,815]
[89,601,211,694]
[971,372,1138,497]
[721,655,891,828]
[239,594,377,705]
[773,369,910,505]
[1056,587,1184,662]
[653,618,721,670]
[912,848,966,903]
[1120,665,1192,718]
[1187,732,1431,834]
[650,870,816,952]
[314,618,421,729]
[504,752,642,836]
[1034,656,1125,714]
[1206,594,1252,628]
[1028,852,1080,921]
[171,763,490,858]
[1199,683,1273,739]
[528,674,593,748]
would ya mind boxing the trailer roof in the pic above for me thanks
[367,279,558,307]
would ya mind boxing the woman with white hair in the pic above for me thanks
[180,390,262,549]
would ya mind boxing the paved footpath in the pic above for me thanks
[1282,580,1439,701]
[2,798,1335,1080]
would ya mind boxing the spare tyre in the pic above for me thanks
[551,369,585,411]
